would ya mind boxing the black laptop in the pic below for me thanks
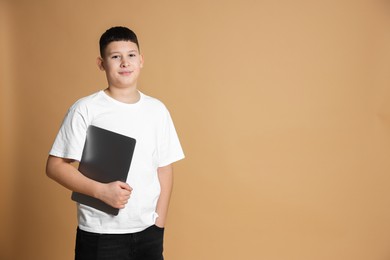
[71,125,136,215]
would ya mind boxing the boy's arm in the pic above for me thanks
[46,155,132,209]
[155,164,174,228]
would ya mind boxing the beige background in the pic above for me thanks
[1,0,390,259]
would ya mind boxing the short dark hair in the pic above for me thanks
[99,26,140,57]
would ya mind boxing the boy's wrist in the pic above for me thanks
[93,182,104,200]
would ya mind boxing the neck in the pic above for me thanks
[104,87,140,104]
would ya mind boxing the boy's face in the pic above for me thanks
[97,41,144,90]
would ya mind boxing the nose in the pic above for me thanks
[120,58,129,68]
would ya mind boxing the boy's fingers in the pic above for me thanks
[118,181,132,191]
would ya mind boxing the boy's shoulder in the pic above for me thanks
[139,93,172,119]
[68,91,103,111]
[141,92,166,109]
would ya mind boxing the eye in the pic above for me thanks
[129,53,136,58]
[111,55,120,59]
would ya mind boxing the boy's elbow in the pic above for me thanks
[45,155,56,179]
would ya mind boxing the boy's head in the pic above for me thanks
[97,26,144,91]
[99,26,140,58]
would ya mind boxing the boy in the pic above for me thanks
[46,26,184,260]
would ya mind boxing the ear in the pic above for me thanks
[139,54,144,68]
[96,57,105,71]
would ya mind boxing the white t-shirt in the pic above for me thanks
[50,90,185,234]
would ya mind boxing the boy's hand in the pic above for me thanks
[155,217,165,228]
[97,181,132,209]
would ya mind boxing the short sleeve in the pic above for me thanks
[157,108,185,167]
[49,106,89,161]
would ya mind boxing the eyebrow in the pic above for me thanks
[107,50,138,55]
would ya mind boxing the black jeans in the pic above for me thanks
[75,225,164,260]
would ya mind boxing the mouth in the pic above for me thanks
[118,71,132,76]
